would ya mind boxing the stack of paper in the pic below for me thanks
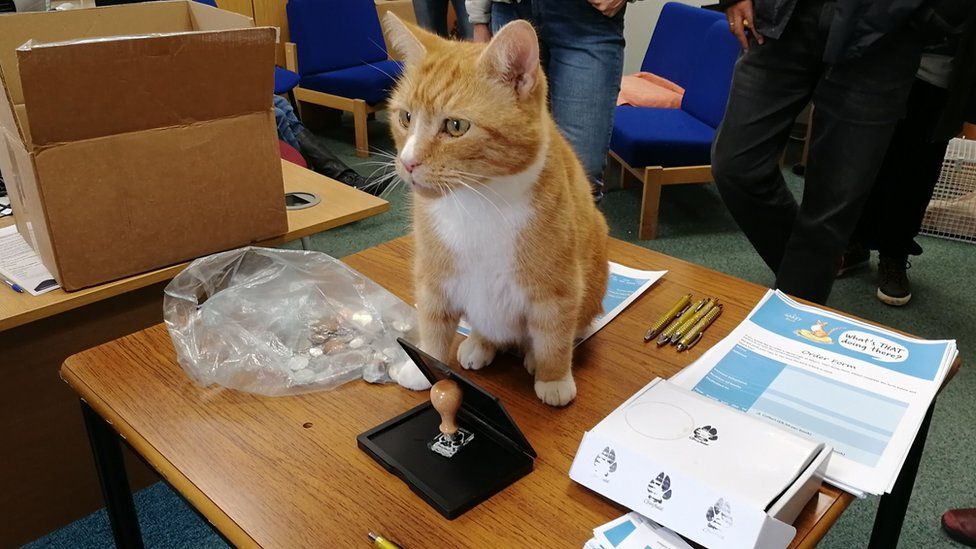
[0,225,59,295]
[671,290,958,496]
[585,512,692,549]
[458,262,666,343]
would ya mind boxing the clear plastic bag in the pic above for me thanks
[163,246,419,396]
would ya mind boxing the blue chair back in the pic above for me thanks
[194,0,218,7]
[680,20,741,129]
[287,0,389,76]
[640,2,725,90]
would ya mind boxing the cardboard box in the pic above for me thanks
[569,379,832,549]
[0,1,287,290]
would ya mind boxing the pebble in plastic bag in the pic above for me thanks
[164,246,423,396]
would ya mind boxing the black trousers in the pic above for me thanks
[851,78,950,258]
[711,0,922,304]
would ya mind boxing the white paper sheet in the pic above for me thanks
[0,225,59,295]
[592,512,693,549]
[670,290,957,496]
[458,261,666,343]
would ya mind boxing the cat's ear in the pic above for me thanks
[479,20,540,100]
[383,12,433,65]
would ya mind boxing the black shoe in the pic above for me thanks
[877,254,912,306]
[296,132,386,196]
[837,242,870,277]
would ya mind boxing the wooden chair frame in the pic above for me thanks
[607,150,712,240]
[285,42,386,157]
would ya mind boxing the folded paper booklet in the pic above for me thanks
[570,378,832,549]
[588,512,693,549]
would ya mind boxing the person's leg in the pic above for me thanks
[775,30,922,303]
[412,0,449,36]
[711,1,825,275]
[274,94,385,194]
[865,80,949,305]
[873,79,950,259]
[451,0,473,39]
[491,2,515,33]
[534,0,624,192]
[274,95,302,150]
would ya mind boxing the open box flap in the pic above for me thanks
[188,0,257,32]
[0,1,193,109]
[17,27,275,148]
[0,65,24,144]
[0,130,62,280]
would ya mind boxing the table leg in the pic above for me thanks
[867,400,936,549]
[81,401,145,549]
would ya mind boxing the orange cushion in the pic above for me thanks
[617,72,684,109]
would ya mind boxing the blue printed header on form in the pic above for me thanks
[749,293,948,381]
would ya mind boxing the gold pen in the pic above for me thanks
[656,297,707,346]
[369,532,402,549]
[644,293,692,342]
[670,298,717,345]
[677,304,723,351]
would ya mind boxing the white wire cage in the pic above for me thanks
[921,138,976,243]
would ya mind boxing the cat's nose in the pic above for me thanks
[402,158,420,173]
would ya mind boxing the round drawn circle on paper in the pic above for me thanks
[625,402,695,440]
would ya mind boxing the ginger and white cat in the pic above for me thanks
[384,14,609,406]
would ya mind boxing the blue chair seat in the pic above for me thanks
[274,67,300,95]
[300,60,402,106]
[611,106,715,168]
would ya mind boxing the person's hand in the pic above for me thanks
[725,0,764,51]
[589,0,626,17]
[962,122,976,140]
[472,23,491,43]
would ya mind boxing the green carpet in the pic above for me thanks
[29,112,974,548]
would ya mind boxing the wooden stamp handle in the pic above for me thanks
[430,379,462,436]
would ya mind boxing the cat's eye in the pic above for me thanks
[398,110,411,128]
[444,118,470,137]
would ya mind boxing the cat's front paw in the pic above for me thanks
[391,361,432,391]
[535,374,576,407]
[457,336,496,370]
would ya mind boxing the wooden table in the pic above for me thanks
[59,236,960,549]
[1,160,387,547]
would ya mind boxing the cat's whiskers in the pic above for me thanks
[361,59,399,83]
[446,176,515,228]
[356,152,408,197]
[444,179,475,220]
[448,169,517,211]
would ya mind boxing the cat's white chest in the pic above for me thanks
[429,185,533,344]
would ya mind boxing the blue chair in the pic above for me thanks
[274,67,300,95]
[608,3,740,239]
[286,0,402,157]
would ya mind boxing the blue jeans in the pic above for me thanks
[490,1,532,33]
[412,0,472,39]
[274,95,304,149]
[531,0,624,187]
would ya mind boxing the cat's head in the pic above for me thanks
[383,14,548,199]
